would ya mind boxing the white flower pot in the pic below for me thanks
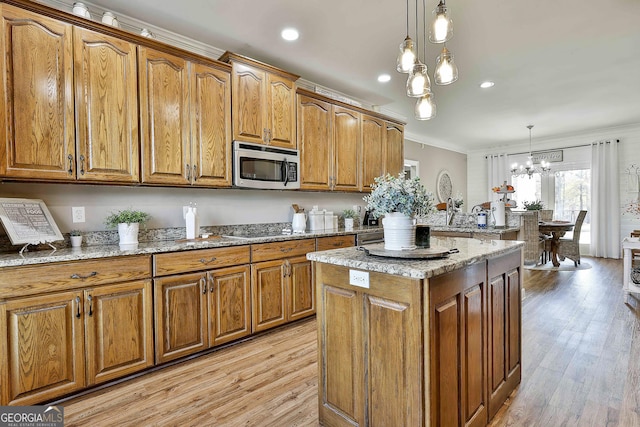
[70,235,82,248]
[118,223,139,250]
[344,218,354,231]
[382,212,416,250]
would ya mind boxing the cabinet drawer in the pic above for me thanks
[0,255,151,299]
[251,239,315,263]
[316,235,355,251]
[153,246,250,276]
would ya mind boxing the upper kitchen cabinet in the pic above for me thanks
[361,115,385,192]
[332,106,361,191]
[139,46,232,187]
[0,4,74,181]
[385,122,404,177]
[73,27,139,183]
[220,52,298,149]
[298,94,332,190]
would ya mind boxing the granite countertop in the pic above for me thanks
[307,236,525,279]
[0,227,383,269]
[428,225,520,234]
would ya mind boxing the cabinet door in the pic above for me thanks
[208,265,251,346]
[139,46,190,185]
[0,291,85,406]
[84,280,153,385]
[266,73,296,148]
[251,259,287,332]
[298,95,331,190]
[333,106,361,191]
[73,27,139,183]
[430,262,488,427]
[154,273,208,364]
[190,62,232,187]
[487,251,522,419]
[231,62,266,144]
[316,235,356,251]
[287,256,314,321]
[385,122,404,176]
[0,5,74,180]
[361,115,385,191]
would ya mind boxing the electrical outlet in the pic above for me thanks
[349,269,369,288]
[72,206,85,223]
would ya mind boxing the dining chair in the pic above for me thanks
[556,210,588,267]
[631,230,640,267]
[539,209,553,222]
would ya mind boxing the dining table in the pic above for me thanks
[539,220,575,267]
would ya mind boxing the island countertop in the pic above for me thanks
[307,236,525,279]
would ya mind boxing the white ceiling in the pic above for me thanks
[82,0,640,153]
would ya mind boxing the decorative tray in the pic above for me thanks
[358,246,458,259]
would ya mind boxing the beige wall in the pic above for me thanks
[404,140,468,211]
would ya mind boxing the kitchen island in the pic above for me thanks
[307,237,524,427]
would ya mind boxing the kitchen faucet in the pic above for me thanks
[446,197,455,226]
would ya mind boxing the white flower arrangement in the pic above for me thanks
[453,192,464,210]
[363,173,435,219]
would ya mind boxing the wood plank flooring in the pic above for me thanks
[61,257,640,426]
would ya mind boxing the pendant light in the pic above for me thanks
[429,0,453,44]
[406,0,431,97]
[415,91,436,120]
[434,46,458,85]
[396,0,416,73]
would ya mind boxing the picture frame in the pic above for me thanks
[436,169,453,203]
[0,198,64,245]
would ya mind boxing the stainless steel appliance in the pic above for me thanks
[356,230,384,245]
[233,141,300,190]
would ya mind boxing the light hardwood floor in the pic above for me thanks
[61,257,639,426]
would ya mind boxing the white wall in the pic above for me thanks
[0,183,368,234]
[467,123,640,244]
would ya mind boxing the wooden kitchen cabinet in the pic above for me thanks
[385,122,404,176]
[316,235,356,251]
[361,114,386,191]
[0,256,153,406]
[0,4,74,180]
[332,106,361,191]
[139,46,232,187]
[220,52,298,149]
[153,247,251,363]
[487,250,521,419]
[251,239,315,332]
[430,262,488,427]
[73,27,139,183]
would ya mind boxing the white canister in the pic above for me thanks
[308,211,324,231]
[102,12,119,27]
[72,2,91,18]
[477,212,487,228]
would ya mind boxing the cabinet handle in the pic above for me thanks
[75,296,81,318]
[192,164,197,182]
[263,128,268,143]
[67,154,74,175]
[79,155,85,175]
[186,163,191,181]
[70,271,97,280]
[267,129,272,143]
[279,247,293,253]
[199,257,217,264]
[201,277,207,294]
[87,294,93,316]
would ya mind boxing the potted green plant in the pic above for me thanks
[523,200,544,211]
[104,208,151,249]
[342,209,359,231]
[363,173,435,250]
[69,229,82,248]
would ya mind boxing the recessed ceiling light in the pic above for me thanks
[281,28,299,41]
[480,81,495,89]
[378,74,391,83]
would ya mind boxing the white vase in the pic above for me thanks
[118,223,139,250]
[344,218,354,231]
[382,212,416,250]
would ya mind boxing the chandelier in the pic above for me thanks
[511,125,551,179]
[396,0,458,120]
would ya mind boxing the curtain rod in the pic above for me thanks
[485,139,619,159]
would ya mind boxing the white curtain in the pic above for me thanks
[590,141,620,258]
[486,154,510,201]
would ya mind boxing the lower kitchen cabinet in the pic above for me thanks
[316,235,355,251]
[0,279,153,406]
[154,265,251,364]
[251,239,315,333]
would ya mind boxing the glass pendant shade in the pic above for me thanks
[396,36,417,73]
[415,92,436,120]
[434,47,458,85]
[429,1,453,43]
[406,62,431,97]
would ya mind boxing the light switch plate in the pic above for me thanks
[349,269,369,288]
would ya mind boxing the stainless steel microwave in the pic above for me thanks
[232,141,300,190]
